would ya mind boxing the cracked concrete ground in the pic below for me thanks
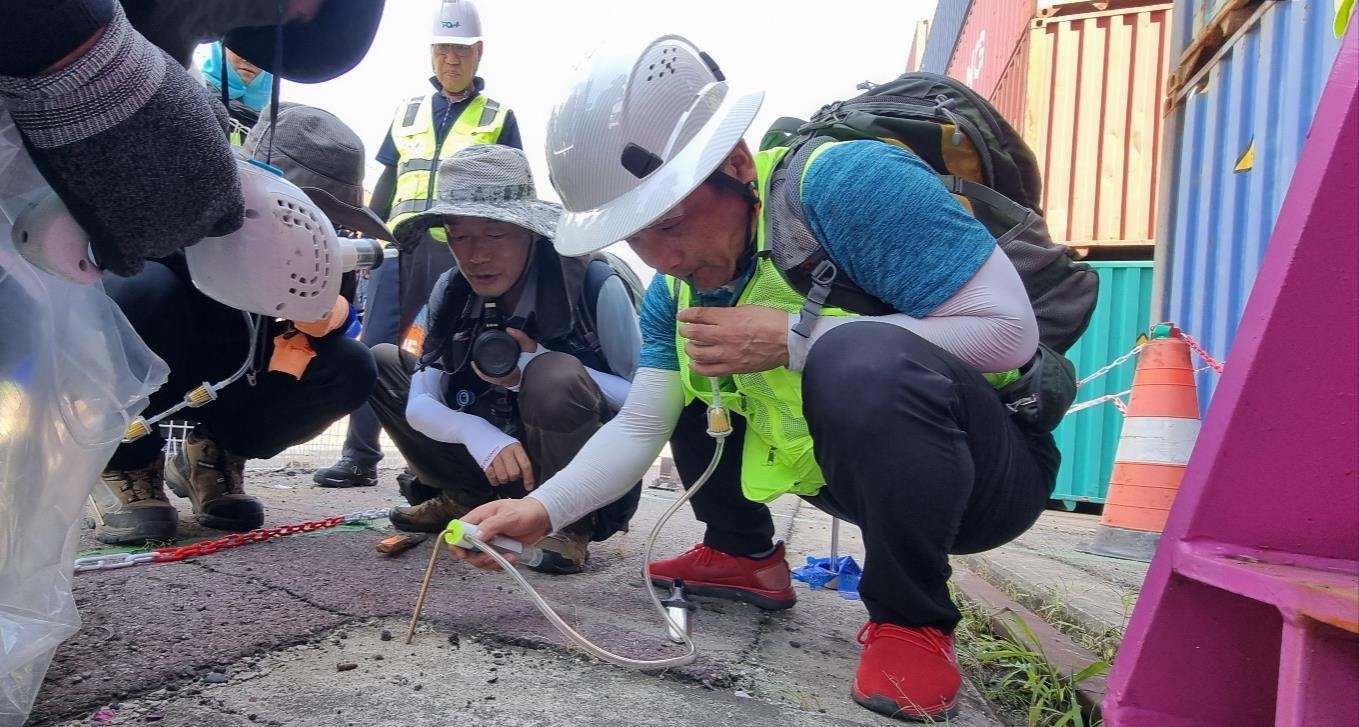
[29,464,1003,726]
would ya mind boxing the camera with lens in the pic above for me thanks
[471,301,521,378]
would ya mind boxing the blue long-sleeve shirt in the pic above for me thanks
[640,141,998,372]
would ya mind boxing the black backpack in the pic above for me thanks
[761,72,1099,355]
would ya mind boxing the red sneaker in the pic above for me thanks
[648,542,797,611]
[852,622,961,721]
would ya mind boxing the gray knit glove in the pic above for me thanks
[0,2,244,277]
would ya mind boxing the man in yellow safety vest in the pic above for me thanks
[315,0,521,491]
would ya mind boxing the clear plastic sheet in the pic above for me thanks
[0,105,168,726]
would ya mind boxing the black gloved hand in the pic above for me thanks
[0,2,244,277]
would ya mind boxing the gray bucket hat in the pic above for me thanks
[243,102,392,241]
[393,144,561,249]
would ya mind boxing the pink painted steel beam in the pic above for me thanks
[1104,24,1359,726]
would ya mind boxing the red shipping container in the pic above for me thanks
[947,0,1037,97]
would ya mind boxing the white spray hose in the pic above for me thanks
[454,385,733,670]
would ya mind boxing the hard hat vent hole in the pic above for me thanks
[244,209,260,220]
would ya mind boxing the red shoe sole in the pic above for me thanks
[650,574,797,611]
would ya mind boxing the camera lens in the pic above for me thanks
[472,329,521,378]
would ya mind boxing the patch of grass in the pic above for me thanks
[987,580,1137,669]
[954,599,1108,727]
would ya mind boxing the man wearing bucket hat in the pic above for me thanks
[453,36,1062,719]
[0,1,386,278]
[314,0,524,492]
[361,144,642,574]
[88,103,385,545]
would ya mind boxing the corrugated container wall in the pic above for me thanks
[948,0,1037,97]
[921,0,974,73]
[906,18,931,71]
[1052,261,1155,506]
[1159,0,1343,410]
[990,27,1030,128]
[1015,3,1173,247]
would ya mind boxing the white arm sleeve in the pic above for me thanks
[787,247,1038,373]
[587,276,643,409]
[586,368,632,410]
[527,367,683,531]
[406,367,517,469]
[595,276,642,381]
[510,277,637,407]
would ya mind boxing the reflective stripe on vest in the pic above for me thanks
[388,94,508,227]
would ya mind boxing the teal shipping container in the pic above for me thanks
[1051,261,1155,508]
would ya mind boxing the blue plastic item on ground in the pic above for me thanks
[791,555,862,600]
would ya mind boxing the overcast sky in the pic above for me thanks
[259,0,936,277]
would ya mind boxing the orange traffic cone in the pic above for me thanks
[1083,325,1201,562]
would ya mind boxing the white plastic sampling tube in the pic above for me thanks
[444,386,732,671]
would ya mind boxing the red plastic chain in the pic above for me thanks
[1179,332,1226,373]
[152,515,345,563]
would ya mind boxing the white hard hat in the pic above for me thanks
[546,35,764,256]
[430,0,483,45]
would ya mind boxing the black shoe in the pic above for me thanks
[313,458,378,488]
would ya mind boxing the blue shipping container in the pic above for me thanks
[1159,0,1343,411]
[1052,262,1156,508]
[921,0,973,72]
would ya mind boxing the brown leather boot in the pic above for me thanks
[164,431,263,532]
[388,491,471,533]
[89,459,178,544]
[529,530,590,575]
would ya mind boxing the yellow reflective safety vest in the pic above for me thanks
[670,146,854,503]
[670,144,1020,503]
[387,93,510,230]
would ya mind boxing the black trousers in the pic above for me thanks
[103,259,376,470]
[367,343,616,538]
[342,235,454,466]
[673,324,1059,631]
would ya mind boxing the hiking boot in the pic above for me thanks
[396,468,441,506]
[388,490,471,533]
[164,431,264,532]
[312,458,377,488]
[528,530,590,575]
[89,460,178,544]
[649,542,797,611]
[852,622,961,721]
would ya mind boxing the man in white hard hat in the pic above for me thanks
[315,0,523,492]
[453,36,1061,721]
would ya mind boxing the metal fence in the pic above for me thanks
[160,418,406,470]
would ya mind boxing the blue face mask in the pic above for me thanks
[200,42,274,114]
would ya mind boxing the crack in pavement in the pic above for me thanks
[183,558,405,621]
